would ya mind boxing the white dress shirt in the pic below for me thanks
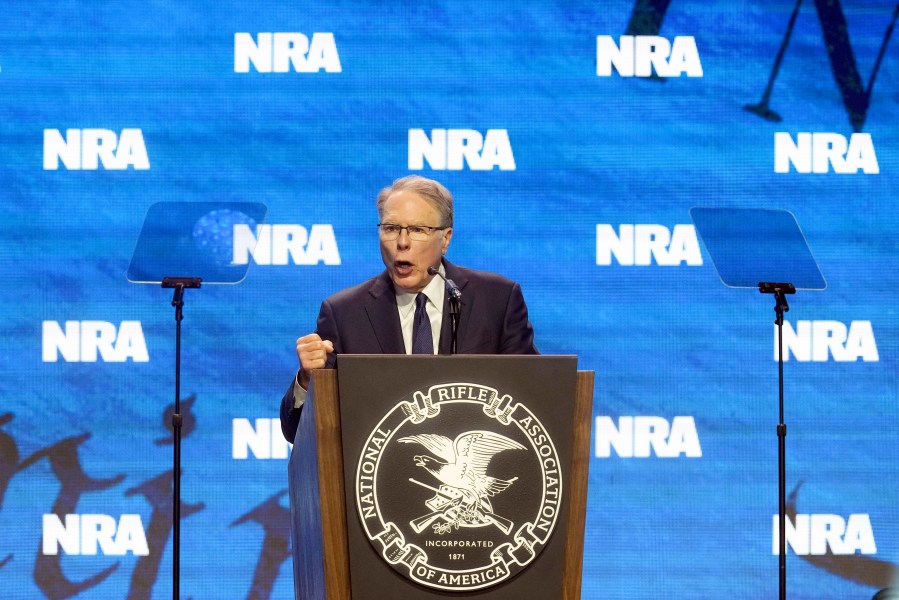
[395,267,445,355]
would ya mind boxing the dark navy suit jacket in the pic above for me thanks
[279,259,538,441]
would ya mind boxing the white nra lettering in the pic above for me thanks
[596,224,702,266]
[234,32,341,73]
[232,224,341,266]
[775,513,877,556]
[408,129,516,171]
[232,418,291,459]
[42,514,149,556]
[596,35,703,77]
[42,321,149,363]
[43,129,149,170]
[778,320,879,362]
[594,416,702,458]
[774,132,879,174]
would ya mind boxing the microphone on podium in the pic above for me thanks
[427,265,461,354]
[427,266,461,302]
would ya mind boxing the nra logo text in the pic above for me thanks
[42,321,149,363]
[594,416,702,458]
[232,224,341,266]
[43,514,149,556]
[777,320,878,362]
[408,129,515,171]
[232,418,291,459]
[775,513,877,556]
[596,35,703,77]
[43,129,149,171]
[596,224,702,266]
[775,133,878,174]
[234,33,341,73]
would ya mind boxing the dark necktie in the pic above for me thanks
[411,293,433,354]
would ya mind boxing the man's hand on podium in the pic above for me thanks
[296,333,334,388]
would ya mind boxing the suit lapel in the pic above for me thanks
[365,272,406,354]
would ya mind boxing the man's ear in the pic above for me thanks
[442,228,453,254]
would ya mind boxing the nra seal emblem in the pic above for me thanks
[354,383,562,591]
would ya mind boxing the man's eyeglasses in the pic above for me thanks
[377,223,447,241]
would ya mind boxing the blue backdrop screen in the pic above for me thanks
[1,1,897,599]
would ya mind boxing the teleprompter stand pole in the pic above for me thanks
[759,281,795,600]
[161,276,202,599]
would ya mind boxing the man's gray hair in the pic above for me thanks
[376,175,454,228]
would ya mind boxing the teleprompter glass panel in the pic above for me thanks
[690,207,825,290]
[127,202,267,284]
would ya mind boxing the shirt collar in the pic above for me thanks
[396,265,447,318]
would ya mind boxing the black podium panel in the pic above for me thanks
[338,355,578,599]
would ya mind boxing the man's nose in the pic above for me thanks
[396,228,412,247]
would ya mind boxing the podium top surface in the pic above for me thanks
[127,201,267,284]
[690,207,826,290]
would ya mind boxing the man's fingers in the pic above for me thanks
[299,351,326,371]
[297,333,322,346]
[296,334,335,371]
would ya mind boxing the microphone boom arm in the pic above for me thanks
[428,266,461,354]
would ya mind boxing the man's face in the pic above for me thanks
[379,190,452,293]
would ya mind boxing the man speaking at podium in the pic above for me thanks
[280,175,538,442]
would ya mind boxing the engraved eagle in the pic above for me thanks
[398,430,524,511]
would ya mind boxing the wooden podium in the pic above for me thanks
[287,356,593,599]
